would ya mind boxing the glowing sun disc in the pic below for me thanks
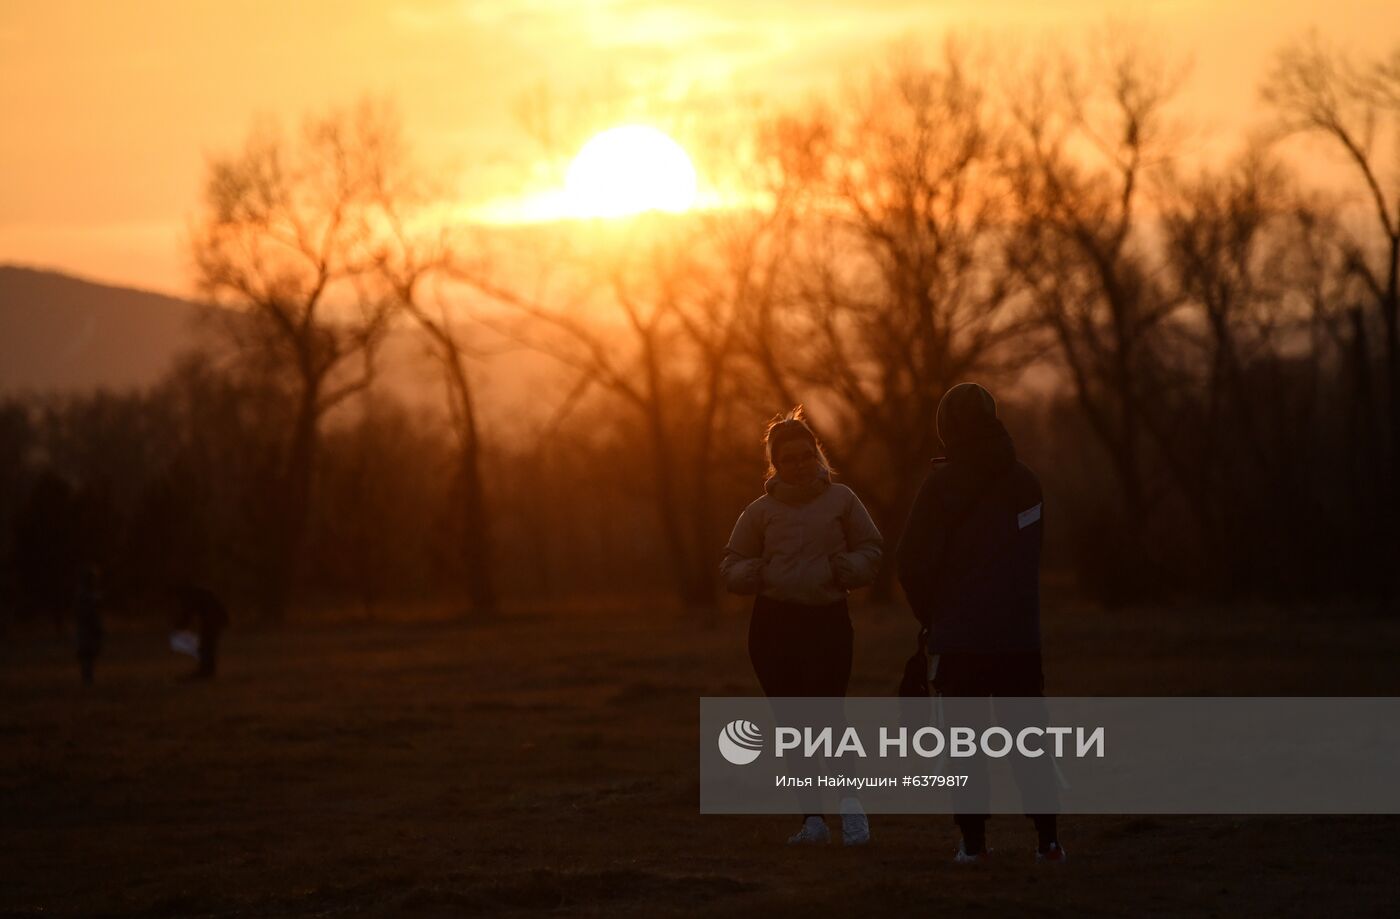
[565,125,698,218]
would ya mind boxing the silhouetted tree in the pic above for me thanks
[191,101,397,617]
[368,161,501,618]
[467,211,762,613]
[1003,37,1186,600]
[1264,34,1400,607]
[759,45,1039,589]
[1158,150,1315,589]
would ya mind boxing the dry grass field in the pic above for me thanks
[3,599,1399,917]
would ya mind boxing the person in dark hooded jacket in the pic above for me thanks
[895,382,1065,865]
[174,582,229,679]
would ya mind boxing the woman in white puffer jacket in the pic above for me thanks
[720,406,883,846]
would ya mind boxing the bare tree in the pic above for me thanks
[355,129,503,618]
[1002,38,1187,597]
[1157,150,1308,585]
[386,269,500,618]
[758,44,1039,589]
[463,206,783,613]
[1263,34,1400,606]
[191,101,396,617]
[445,92,800,615]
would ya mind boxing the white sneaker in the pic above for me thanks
[787,816,830,845]
[953,843,992,865]
[840,798,870,845]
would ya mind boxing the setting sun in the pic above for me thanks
[564,125,698,218]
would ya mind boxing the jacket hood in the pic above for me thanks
[937,382,1000,450]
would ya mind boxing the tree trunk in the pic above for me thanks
[1346,306,1385,606]
[1382,246,1400,612]
[266,379,320,621]
[444,347,498,618]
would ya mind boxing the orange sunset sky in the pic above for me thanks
[2,0,1397,297]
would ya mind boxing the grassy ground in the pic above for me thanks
[2,600,1399,917]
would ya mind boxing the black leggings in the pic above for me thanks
[749,595,853,819]
[936,651,1057,852]
[747,595,852,697]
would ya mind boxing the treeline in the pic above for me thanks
[2,32,1397,623]
[0,369,715,622]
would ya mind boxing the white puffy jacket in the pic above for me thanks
[720,482,883,605]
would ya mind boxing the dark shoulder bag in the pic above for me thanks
[898,628,931,697]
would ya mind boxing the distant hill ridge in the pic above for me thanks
[0,265,205,393]
[0,265,588,433]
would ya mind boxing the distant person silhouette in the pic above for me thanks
[896,383,1065,865]
[721,406,883,846]
[73,566,103,686]
[174,583,229,679]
